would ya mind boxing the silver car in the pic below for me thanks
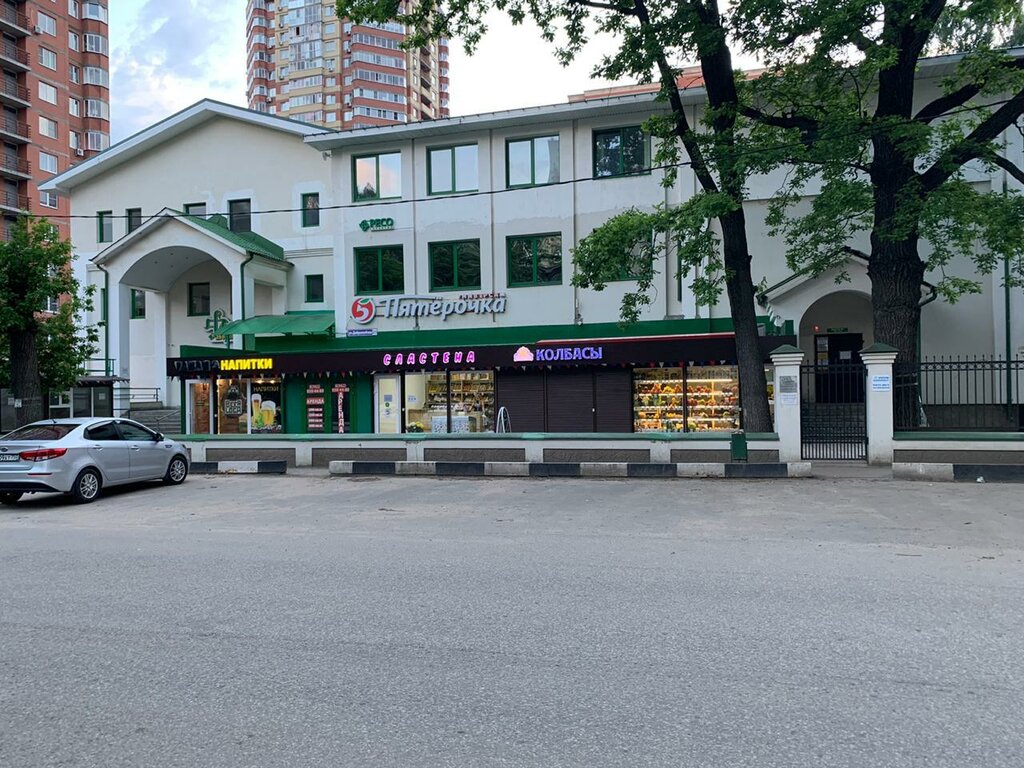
[0,417,189,505]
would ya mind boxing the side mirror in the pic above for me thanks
[153,432,163,442]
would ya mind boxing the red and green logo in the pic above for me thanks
[351,297,376,324]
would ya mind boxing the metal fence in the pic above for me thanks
[894,357,1024,432]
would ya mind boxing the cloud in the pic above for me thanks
[110,0,247,142]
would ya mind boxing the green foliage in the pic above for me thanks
[0,216,97,392]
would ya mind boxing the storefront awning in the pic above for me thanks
[216,313,335,337]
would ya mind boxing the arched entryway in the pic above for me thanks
[798,290,873,364]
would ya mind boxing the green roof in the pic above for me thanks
[216,312,335,337]
[177,212,285,261]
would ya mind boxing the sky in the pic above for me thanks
[110,1,621,143]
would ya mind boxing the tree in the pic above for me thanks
[0,215,97,424]
[738,0,1024,366]
[337,0,778,432]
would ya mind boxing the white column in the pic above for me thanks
[770,345,804,462]
[150,292,168,405]
[860,344,899,466]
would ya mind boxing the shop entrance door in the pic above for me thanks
[375,375,402,433]
[186,381,213,434]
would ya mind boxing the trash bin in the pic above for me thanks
[730,430,748,462]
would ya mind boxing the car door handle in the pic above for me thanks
[91,444,102,450]
[130,446,141,451]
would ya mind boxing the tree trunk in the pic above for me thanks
[721,209,773,433]
[9,326,44,425]
[867,236,923,365]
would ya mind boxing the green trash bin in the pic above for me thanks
[730,430,748,463]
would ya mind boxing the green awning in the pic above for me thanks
[216,313,335,336]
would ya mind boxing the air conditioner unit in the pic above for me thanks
[75,148,85,157]
[34,25,44,34]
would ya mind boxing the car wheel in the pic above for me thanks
[164,456,188,485]
[70,468,102,504]
[0,492,22,505]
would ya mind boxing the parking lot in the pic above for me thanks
[2,473,1023,767]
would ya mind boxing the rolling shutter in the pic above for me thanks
[594,369,633,432]
[545,371,595,432]
[495,371,545,432]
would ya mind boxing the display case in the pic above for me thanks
[632,367,685,432]
[686,365,740,432]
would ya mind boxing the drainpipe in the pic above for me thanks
[237,252,254,350]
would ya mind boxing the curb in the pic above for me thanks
[894,463,1024,483]
[328,460,812,479]
[190,461,288,475]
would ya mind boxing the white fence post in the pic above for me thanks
[770,345,805,463]
[860,343,899,466]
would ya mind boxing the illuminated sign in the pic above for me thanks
[218,357,274,372]
[359,217,395,232]
[382,350,477,367]
[351,297,376,324]
[513,345,604,363]
[350,293,507,323]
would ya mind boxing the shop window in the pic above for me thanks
[593,126,649,178]
[402,371,495,434]
[126,208,142,233]
[187,282,210,316]
[355,246,404,294]
[130,289,146,319]
[428,144,477,194]
[353,151,401,201]
[305,274,325,303]
[506,135,559,188]
[429,240,481,291]
[248,380,283,434]
[301,192,320,227]
[633,366,739,433]
[228,199,251,233]
[507,234,562,287]
[97,211,112,243]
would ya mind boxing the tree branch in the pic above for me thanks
[908,0,948,60]
[566,0,636,14]
[738,105,820,133]
[990,153,1024,186]
[919,89,1024,193]
[915,57,1024,122]
[841,245,870,261]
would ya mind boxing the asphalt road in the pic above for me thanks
[2,474,1022,767]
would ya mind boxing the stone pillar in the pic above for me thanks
[860,343,899,466]
[769,345,804,463]
[150,292,168,406]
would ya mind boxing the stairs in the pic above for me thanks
[127,407,182,434]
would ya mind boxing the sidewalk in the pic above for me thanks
[810,462,894,480]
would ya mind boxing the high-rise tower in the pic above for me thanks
[2,1,110,241]
[246,0,449,129]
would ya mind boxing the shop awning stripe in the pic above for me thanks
[217,313,336,336]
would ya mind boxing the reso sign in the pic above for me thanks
[350,294,508,324]
[359,218,395,232]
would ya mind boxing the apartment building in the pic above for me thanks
[246,0,449,129]
[1,0,110,241]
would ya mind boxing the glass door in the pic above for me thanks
[187,380,213,434]
[375,374,402,433]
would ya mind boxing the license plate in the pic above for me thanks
[0,454,19,462]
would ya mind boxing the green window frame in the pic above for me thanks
[228,199,251,233]
[301,193,320,227]
[187,282,210,317]
[428,144,478,195]
[593,126,649,178]
[353,151,401,201]
[429,240,481,291]
[354,246,404,294]
[130,288,146,319]
[97,210,112,242]
[305,274,325,303]
[126,208,142,233]
[506,233,562,287]
[506,135,560,188]
[183,202,207,218]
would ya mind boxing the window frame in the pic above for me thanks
[126,208,142,233]
[353,245,404,295]
[505,135,560,189]
[301,192,320,227]
[304,274,325,303]
[130,288,146,319]
[228,199,251,233]
[187,282,211,317]
[96,210,112,243]
[352,151,401,202]
[506,233,563,288]
[592,125,650,179]
[183,202,207,218]
[427,143,478,196]
[428,239,482,292]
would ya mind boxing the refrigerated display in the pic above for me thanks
[632,368,685,432]
[686,365,740,432]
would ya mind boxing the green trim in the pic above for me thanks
[129,288,146,319]
[506,135,559,188]
[428,239,481,291]
[894,432,1024,442]
[183,202,206,217]
[592,125,650,178]
[172,431,780,442]
[507,233,562,287]
[352,151,401,202]
[187,282,210,317]
[217,312,335,336]
[227,199,251,233]
[301,192,320,227]
[96,210,112,242]
[125,207,142,233]
[427,143,478,196]
[305,273,325,303]
[354,245,404,294]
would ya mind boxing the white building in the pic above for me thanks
[42,60,1024,436]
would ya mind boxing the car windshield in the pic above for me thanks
[0,423,78,441]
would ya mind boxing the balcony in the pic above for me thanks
[0,154,30,179]
[0,5,31,37]
[0,188,29,213]
[0,115,29,143]
[0,39,29,71]
[0,79,30,108]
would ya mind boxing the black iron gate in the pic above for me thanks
[800,361,867,460]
